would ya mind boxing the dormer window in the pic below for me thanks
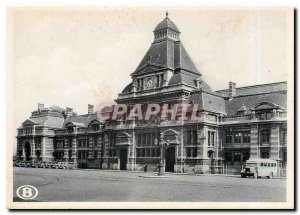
[92,125,100,131]
[136,78,144,91]
[24,126,33,135]
[236,104,247,115]
[68,127,74,133]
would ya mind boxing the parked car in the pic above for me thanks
[38,162,46,168]
[18,162,26,167]
[57,162,67,169]
[14,161,21,167]
[50,162,59,169]
[240,158,278,179]
[30,162,38,168]
[24,162,32,168]
[44,162,52,168]
[13,161,21,167]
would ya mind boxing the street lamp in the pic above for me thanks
[155,138,170,176]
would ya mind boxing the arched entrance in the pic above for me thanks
[24,141,31,161]
[163,130,178,172]
[116,132,130,170]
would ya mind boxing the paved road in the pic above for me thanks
[13,167,286,202]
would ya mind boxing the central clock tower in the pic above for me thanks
[116,13,211,105]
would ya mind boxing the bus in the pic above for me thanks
[240,159,278,179]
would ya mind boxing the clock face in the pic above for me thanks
[147,78,153,87]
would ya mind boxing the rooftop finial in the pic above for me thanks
[166,11,169,18]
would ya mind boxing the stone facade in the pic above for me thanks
[15,14,287,175]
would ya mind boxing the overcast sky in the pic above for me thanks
[8,8,291,147]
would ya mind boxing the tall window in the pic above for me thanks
[283,132,287,142]
[225,151,232,162]
[186,147,197,158]
[243,151,250,161]
[243,132,251,143]
[234,132,242,143]
[233,152,241,161]
[226,133,232,143]
[186,130,197,157]
[107,132,116,157]
[283,150,287,162]
[78,139,89,148]
[136,132,159,157]
[260,148,269,158]
[208,131,215,146]
[261,130,270,143]
[94,137,98,147]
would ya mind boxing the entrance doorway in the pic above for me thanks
[208,150,214,174]
[165,147,175,172]
[119,148,128,170]
[24,142,31,161]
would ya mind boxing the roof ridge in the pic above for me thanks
[215,81,287,92]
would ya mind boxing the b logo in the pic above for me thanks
[16,185,38,200]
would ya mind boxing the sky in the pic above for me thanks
[7,7,292,149]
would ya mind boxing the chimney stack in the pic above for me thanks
[88,104,94,115]
[228,81,236,100]
[65,107,74,118]
[196,78,202,90]
[38,103,44,110]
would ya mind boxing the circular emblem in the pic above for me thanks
[16,185,39,200]
[147,78,153,88]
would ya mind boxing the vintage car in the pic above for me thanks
[56,162,68,169]
[24,162,32,168]
[30,162,38,168]
[241,158,278,179]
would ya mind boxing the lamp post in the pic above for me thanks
[156,138,170,176]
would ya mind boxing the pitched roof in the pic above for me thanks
[224,91,287,116]
[174,43,200,75]
[215,82,287,97]
[132,40,201,76]
[25,116,65,128]
[190,91,226,114]
[168,71,212,92]
[237,104,247,112]
[63,113,100,128]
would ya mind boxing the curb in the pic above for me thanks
[138,175,171,178]
[72,169,287,179]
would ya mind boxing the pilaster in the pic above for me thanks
[270,124,280,160]
[250,125,259,158]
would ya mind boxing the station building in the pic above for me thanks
[16,14,287,174]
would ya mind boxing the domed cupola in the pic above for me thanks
[153,12,180,43]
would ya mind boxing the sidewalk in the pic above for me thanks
[78,169,286,179]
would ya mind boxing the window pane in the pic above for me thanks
[186,148,191,157]
[225,152,232,162]
[192,147,197,157]
[151,148,155,157]
[157,147,160,157]
[233,152,241,161]
[226,133,232,143]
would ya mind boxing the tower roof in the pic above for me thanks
[154,13,180,33]
[132,40,201,76]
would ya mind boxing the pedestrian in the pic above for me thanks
[107,162,110,170]
[144,164,148,173]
